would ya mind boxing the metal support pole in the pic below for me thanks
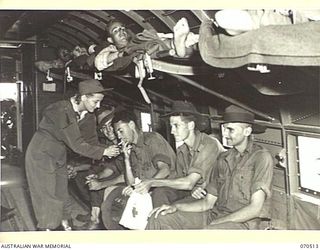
[16,81,23,151]
[149,103,155,132]
[34,42,39,129]
[170,74,275,121]
[0,40,36,44]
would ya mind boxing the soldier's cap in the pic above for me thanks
[161,100,202,117]
[79,79,113,95]
[219,105,266,134]
[96,106,115,128]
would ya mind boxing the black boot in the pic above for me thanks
[75,213,91,223]
[37,228,52,231]
[1,206,15,222]
[61,219,73,231]
[37,219,73,231]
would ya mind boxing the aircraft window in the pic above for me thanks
[0,82,22,163]
[297,136,320,195]
[140,112,152,132]
[0,83,17,100]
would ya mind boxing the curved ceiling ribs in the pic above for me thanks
[68,11,107,33]
[1,10,201,51]
[0,10,221,106]
[58,18,100,44]
[47,27,82,48]
[149,10,176,30]
[48,24,91,47]
[86,10,113,25]
[191,10,207,22]
[47,32,76,50]
[118,10,155,31]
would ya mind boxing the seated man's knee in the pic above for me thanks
[145,213,167,230]
[205,221,248,230]
[150,188,166,208]
[146,212,183,230]
[145,214,157,230]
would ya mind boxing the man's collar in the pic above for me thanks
[70,97,88,121]
[188,130,202,152]
[244,138,254,154]
[237,137,254,156]
[134,131,145,148]
[226,137,254,161]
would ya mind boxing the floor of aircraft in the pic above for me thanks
[1,162,90,231]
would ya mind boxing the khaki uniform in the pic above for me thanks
[147,139,273,230]
[152,131,224,208]
[25,100,105,229]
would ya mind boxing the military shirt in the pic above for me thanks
[130,131,176,180]
[206,139,273,218]
[175,131,225,187]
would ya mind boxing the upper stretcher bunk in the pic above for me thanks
[199,18,320,68]
[36,9,320,91]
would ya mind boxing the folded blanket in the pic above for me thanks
[125,29,170,56]
[199,20,320,68]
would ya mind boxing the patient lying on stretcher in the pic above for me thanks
[214,9,320,36]
[92,17,199,71]
[92,9,320,72]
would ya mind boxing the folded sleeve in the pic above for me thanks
[250,150,274,199]
[148,133,176,171]
[188,138,224,185]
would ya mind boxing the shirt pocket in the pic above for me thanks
[141,161,157,179]
[238,168,255,202]
[216,177,227,197]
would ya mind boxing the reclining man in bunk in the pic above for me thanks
[146,105,273,230]
[92,17,198,72]
[133,100,225,208]
[99,109,177,229]
[68,105,125,230]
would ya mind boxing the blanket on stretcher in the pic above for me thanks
[199,19,320,68]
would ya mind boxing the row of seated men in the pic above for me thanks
[67,99,273,230]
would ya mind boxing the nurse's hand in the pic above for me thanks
[103,145,120,158]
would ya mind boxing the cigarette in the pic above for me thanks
[202,189,208,196]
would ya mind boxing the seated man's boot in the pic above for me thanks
[36,219,73,231]
[61,219,73,231]
[87,220,102,230]
[75,213,91,223]
[1,206,15,222]
[87,207,102,230]
[37,228,52,231]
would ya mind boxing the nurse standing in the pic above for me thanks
[25,79,118,231]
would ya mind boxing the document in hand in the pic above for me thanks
[119,191,153,230]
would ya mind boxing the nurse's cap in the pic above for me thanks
[79,79,113,95]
